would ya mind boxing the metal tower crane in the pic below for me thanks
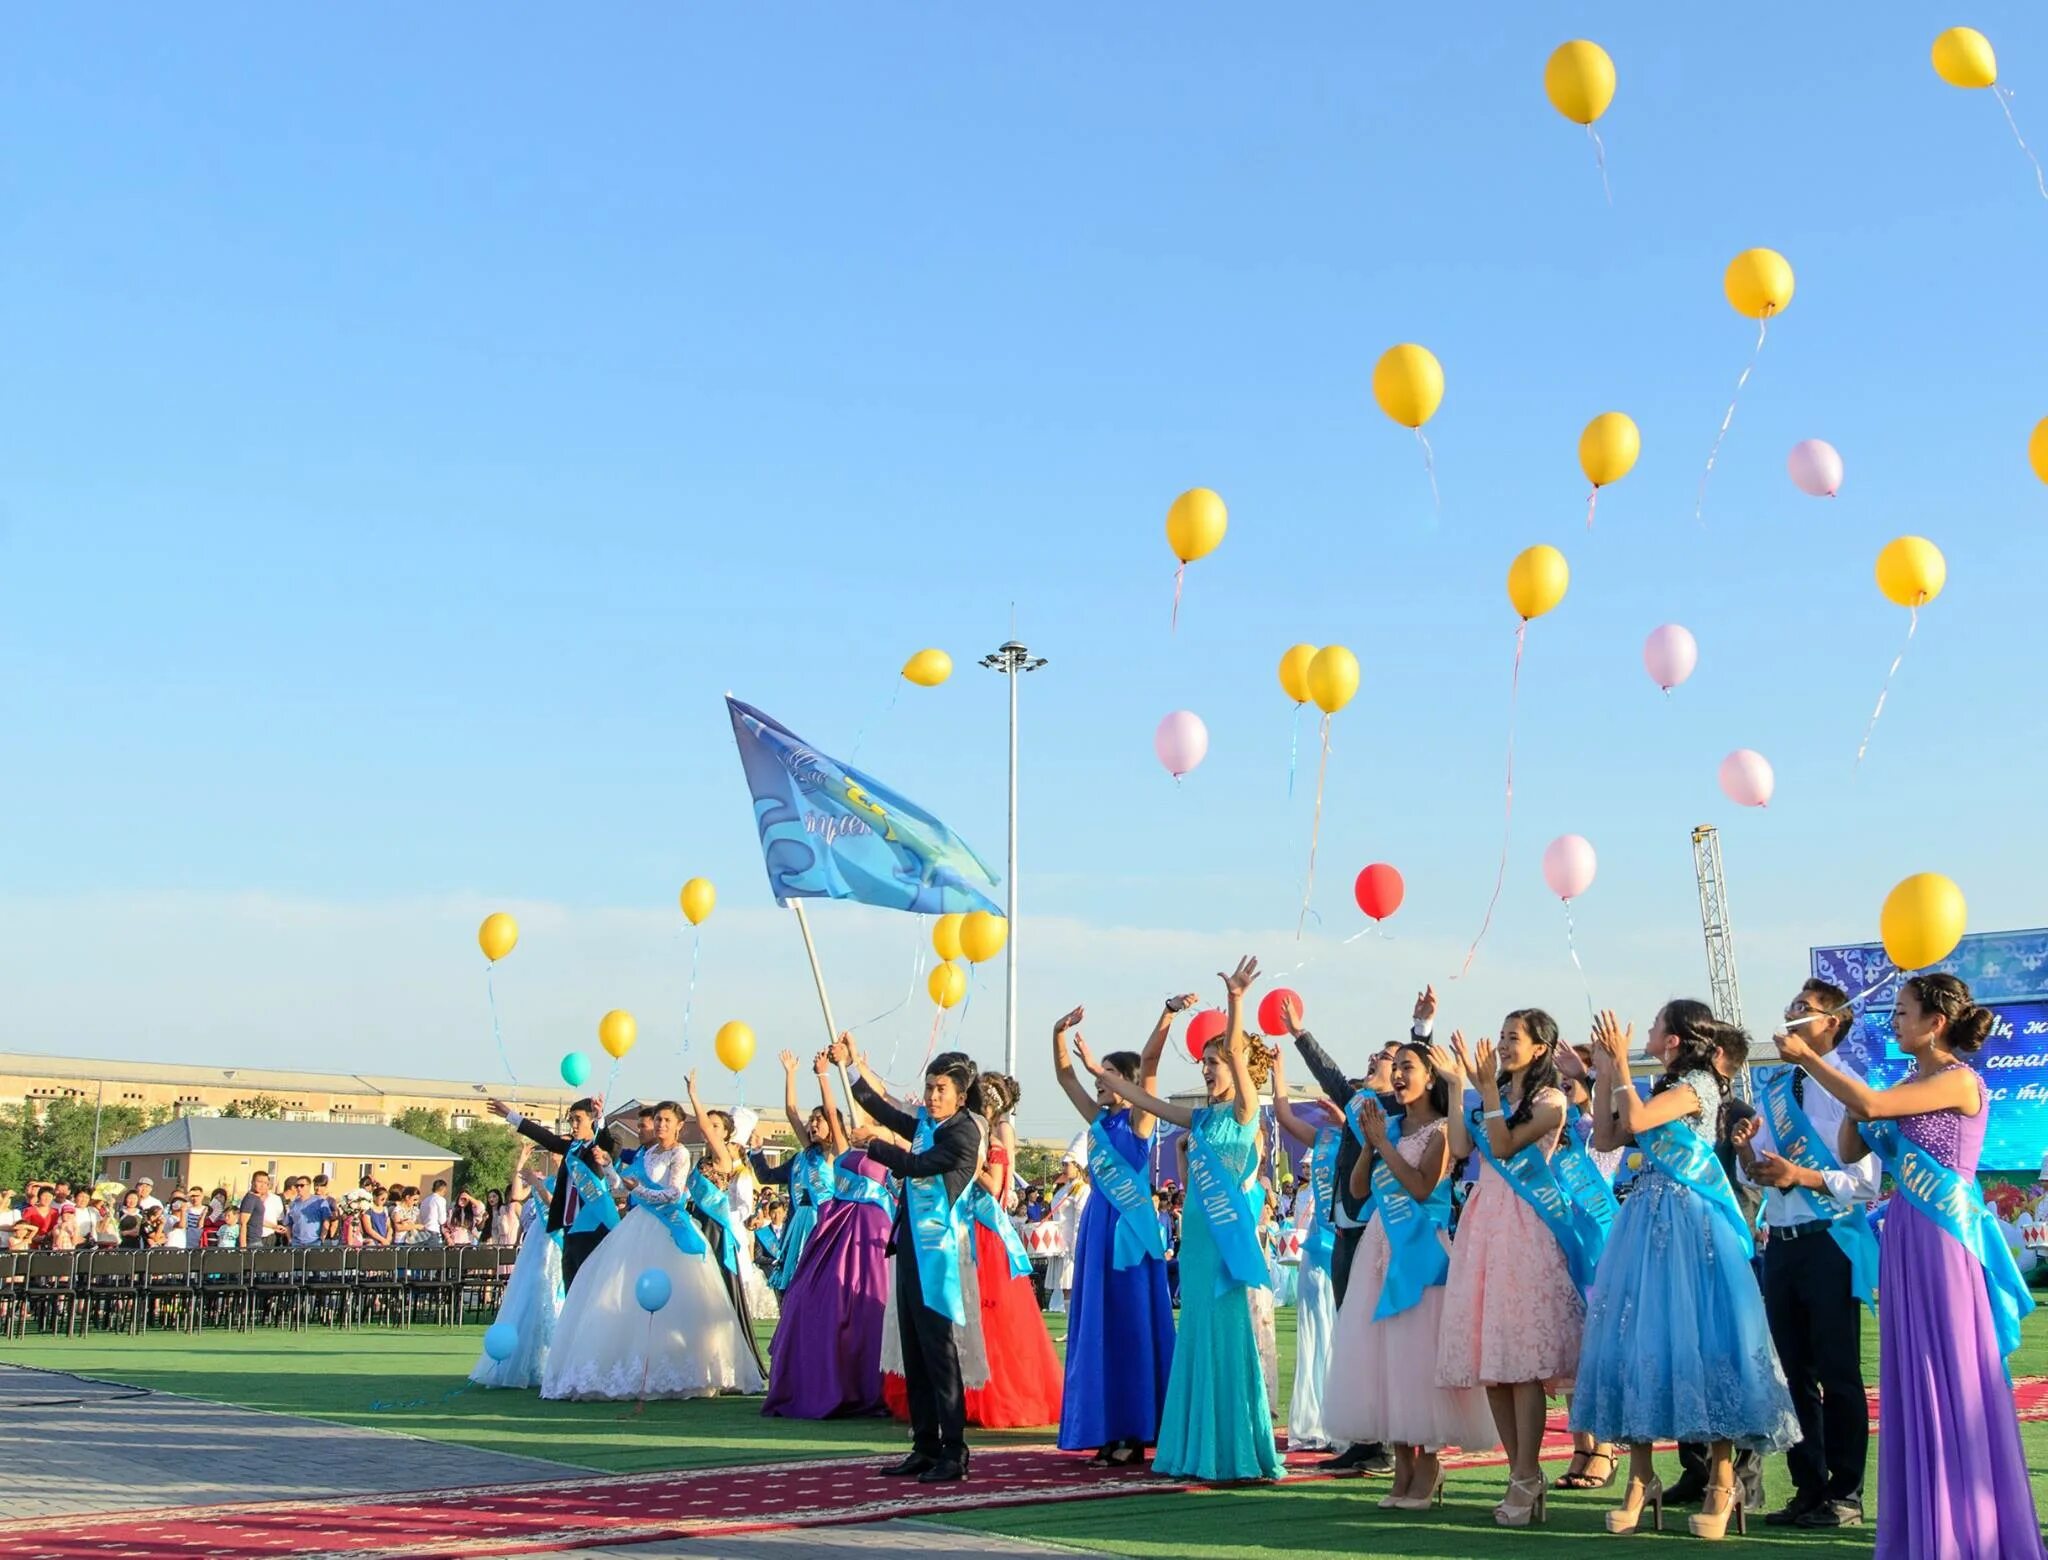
[1692,824,1751,1099]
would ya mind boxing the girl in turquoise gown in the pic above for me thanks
[1087,956,1282,1483]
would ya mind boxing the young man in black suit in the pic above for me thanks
[486,1095,611,1290]
[834,1037,986,1485]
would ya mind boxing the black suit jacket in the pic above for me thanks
[851,1077,983,1255]
[508,1115,603,1234]
[1292,1027,1417,1229]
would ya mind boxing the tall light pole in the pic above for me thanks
[980,640,1046,1076]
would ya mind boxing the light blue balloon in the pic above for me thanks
[482,1321,519,1361]
[560,1052,592,1088]
[634,1267,672,1313]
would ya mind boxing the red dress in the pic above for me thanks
[881,1143,1064,1429]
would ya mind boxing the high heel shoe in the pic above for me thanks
[1687,1483,1747,1540]
[1605,1475,1665,1535]
[1386,1468,1446,1511]
[1556,1445,1619,1490]
[1495,1475,1548,1527]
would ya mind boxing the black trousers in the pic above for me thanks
[1763,1231,1867,1503]
[893,1243,966,1460]
[561,1228,607,1292]
[1331,1224,1363,1308]
[1676,1442,1766,1506]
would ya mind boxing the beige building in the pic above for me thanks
[97,1118,458,1195]
[0,1051,580,1133]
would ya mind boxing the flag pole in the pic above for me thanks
[789,899,859,1121]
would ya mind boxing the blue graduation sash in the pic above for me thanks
[904,1109,970,1325]
[686,1170,744,1273]
[1551,1128,1620,1277]
[1087,1114,1167,1269]
[642,1192,710,1257]
[1368,1116,1452,1318]
[769,1202,817,1290]
[1763,1069,1878,1308]
[756,1224,783,1261]
[1186,1110,1270,1297]
[965,1185,1033,1277]
[1864,1117,2035,1361]
[1636,1116,1756,1261]
[564,1154,621,1233]
[832,1163,899,1223]
[1302,1126,1340,1273]
[791,1146,837,1210]
[1469,1106,1602,1290]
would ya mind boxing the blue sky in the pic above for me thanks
[4,4,2045,1134]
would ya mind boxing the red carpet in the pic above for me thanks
[7,1378,2045,1560]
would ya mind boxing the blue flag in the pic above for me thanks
[726,697,1003,915]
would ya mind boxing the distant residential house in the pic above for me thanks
[96,1117,459,1193]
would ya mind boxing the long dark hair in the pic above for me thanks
[1652,998,1750,1142]
[1904,973,1995,1053]
[1393,1040,1452,1120]
[1502,1008,1561,1130]
[1099,1050,1143,1082]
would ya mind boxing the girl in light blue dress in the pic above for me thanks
[1573,1001,1797,1540]
[1089,957,1281,1483]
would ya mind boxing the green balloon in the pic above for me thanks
[560,1052,591,1088]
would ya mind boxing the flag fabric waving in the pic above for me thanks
[726,696,1003,916]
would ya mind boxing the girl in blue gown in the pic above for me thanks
[1088,958,1281,1483]
[1050,998,1181,1465]
[1573,1002,1797,1540]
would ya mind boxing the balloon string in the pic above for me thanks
[1287,703,1301,799]
[1563,898,1594,1019]
[848,680,902,765]
[1170,563,1186,632]
[921,1006,945,1067]
[1456,621,1525,978]
[1587,124,1613,206]
[1697,313,1770,524]
[1855,602,1919,767]
[1993,86,2048,201]
[486,962,517,1083]
[1295,715,1332,940]
[1584,487,1598,530]
[679,928,701,1057]
[1414,428,1442,514]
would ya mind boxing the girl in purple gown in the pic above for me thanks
[1780,973,2045,1560]
[762,1049,895,1420]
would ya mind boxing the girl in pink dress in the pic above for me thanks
[1434,1010,1586,1528]
[1324,1041,1498,1510]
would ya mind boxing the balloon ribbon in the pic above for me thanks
[1170,563,1186,632]
[679,928,702,1057]
[486,962,517,1083]
[1414,429,1442,514]
[1697,313,1770,524]
[1563,898,1594,1019]
[1992,86,2048,201]
[1855,602,1919,767]
[848,680,902,765]
[1287,702,1301,799]
[1456,621,1525,978]
[1295,714,1332,939]
[1584,486,1599,530]
[1587,124,1613,205]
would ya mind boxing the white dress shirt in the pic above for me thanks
[1739,1053,1882,1227]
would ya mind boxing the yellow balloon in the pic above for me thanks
[959,910,1008,964]
[714,1020,756,1073]
[1578,412,1640,487]
[902,649,952,688]
[1277,643,1318,705]
[1372,344,1444,429]
[1544,40,1617,125]
[2029,416,2048,485]
[928,962,967,1010]
[478,912,519,963]
[1165,488,1228,564]
[598,1009,637,1060]
[1875,536,1947,607]
[679,878,716,926]
[1307,645,1360,714]
[1724,248,1795,320]
[1932,27,1997,89]
[1507,544,1570,621]
[932,912,965,963]
[1881,873,1968,971]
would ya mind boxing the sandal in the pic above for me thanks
[1104,1441,1146,1468]
[1557,1446,1618,1490]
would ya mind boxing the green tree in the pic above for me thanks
[450,1121,519,1200]
[220,1094,287,1119]
[0,1104,27,1194]
[12,1097,149,1187]
[1014,1140,1064,1192]
[391,1107,455,1149]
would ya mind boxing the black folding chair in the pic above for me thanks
[456,1246,512,1324]
[352,1248,401,1325]
[195,1249,252,1330]
[141,1248,199,1333]
[300,1247,354,1327]
[24,1252,81,1336]
[401,1247,458,1326]
[79,1250,143,1336]
[0,1251,27,1339]
[248,1248,300,1329]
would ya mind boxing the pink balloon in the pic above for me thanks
[1541,834,1597,900]
[1718,748,1775,808]
[1642,624,1698,691]
[1786,439,1843,498]
[1154,710,1209,778]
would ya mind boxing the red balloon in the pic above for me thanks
[1185,1007,1228,1061]
[1354,862,1405,921]
[1257,987,1302,1036]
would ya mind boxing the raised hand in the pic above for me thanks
[1592,1010,1633,1065]
[1730,1114,1762,1152]
[1221,956,1261,997]
[1164,992,1199,1015]
[1428,1042,1465,1088]
[1055,1005,1085,1034]
[813,1050,831,1077]
[1451,1032,1481,1083]
[485,1098,511,1119]
[1471,1038,1501,1092]
[1274,991,1305,1036]
[1073,1035,1103,1076]
[828,1035,854,1069]
[1776,1030,1818,1068]
[684,1070,700,1098]
[1354,1097,1389,1146]
[1554,1041,1590,1083]
[1414,984,1439,1027]
[778,1049,799,1075]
